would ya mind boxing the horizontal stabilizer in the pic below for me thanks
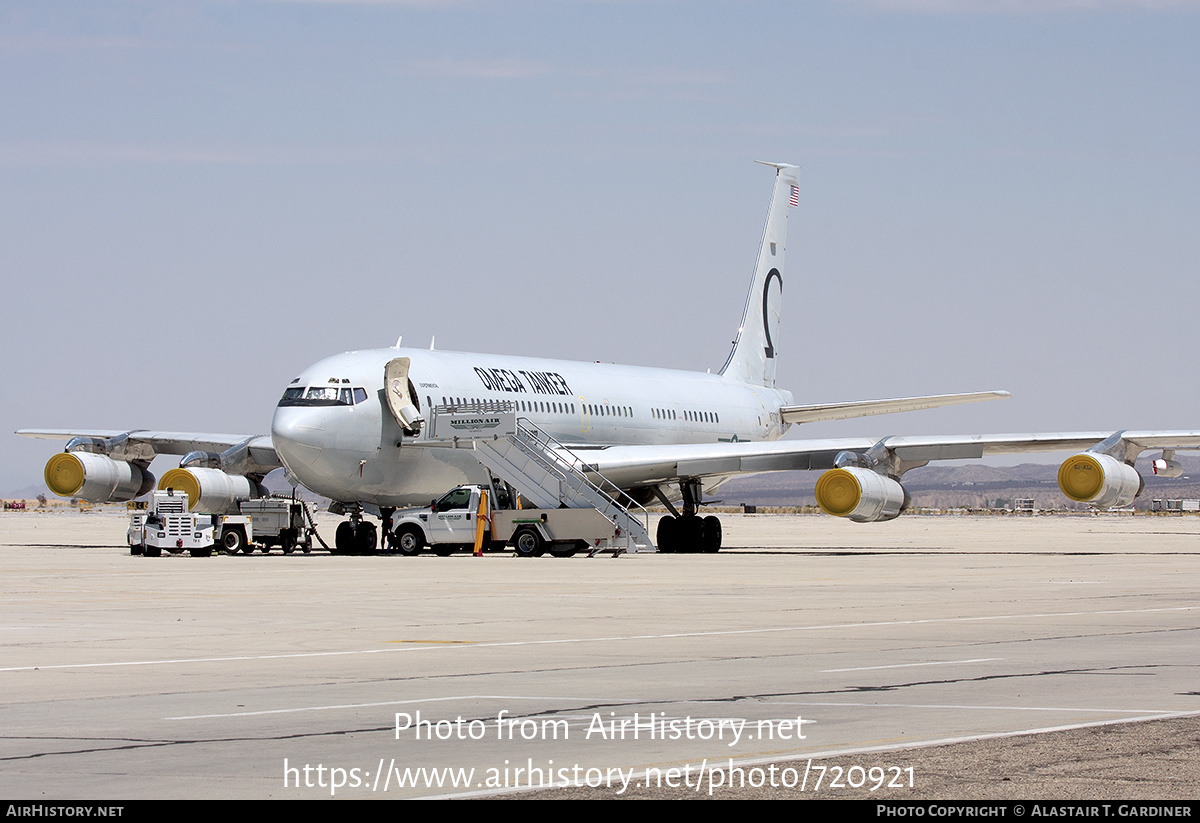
[780,390,1011,425]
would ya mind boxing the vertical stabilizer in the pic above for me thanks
[718,162,799,387]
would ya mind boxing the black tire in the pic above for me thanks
[678,516,702,553]
[221,528,247,555]
[130,542,143,556]
[190,546,212,558]
[356,521,377,555]
[702,515,722,553]
[395,525,425,557]
[144,545,161,558]
[656,515,677,554]
[549,544,578,558]
[434,545,454,557]
[512,527,545,558]
[334,521,355,554]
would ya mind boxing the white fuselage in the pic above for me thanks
[271,347,794,507]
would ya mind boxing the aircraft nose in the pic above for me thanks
[271,406,327,471]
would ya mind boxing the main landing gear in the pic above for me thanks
[654,478,722,554]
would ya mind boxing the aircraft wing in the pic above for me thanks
[15,429,280,470]
[779,390,1011,425]
[575,430,1200,491]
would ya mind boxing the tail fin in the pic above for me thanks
[718,161,799,387]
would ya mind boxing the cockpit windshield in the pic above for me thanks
[277,385,369,407]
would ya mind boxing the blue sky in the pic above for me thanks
[2,0,1198,493]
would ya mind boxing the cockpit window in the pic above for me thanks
[307,387,340,401]
[277,385,369,407]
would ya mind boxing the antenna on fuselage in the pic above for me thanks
[429,335,436,351]
[393,335,402,349]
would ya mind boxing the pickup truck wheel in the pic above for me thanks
[221,528,246,555]
[434,545,454,557]
[512,527,545,558]
[396,526,424,557]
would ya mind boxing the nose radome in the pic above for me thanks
[271,406,327,471]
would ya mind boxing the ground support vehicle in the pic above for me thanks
[215,497,317,555]
[387,484,637,557]
[128,489,215,557]
[129,494,318,557]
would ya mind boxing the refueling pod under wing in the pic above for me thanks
[44,452,155,504]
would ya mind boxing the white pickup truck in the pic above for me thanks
[387,484,629,557]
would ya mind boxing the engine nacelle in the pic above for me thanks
[1057,452,1143,509]
[1152,458,1183,478]
[158,467,266,514]
[44,452,155,503]
[815,467,910,523]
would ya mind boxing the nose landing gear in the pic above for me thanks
[333,507,378,555]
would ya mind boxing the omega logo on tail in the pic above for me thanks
[762,268,783,359]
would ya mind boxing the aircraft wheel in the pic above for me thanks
[395,525,425,557]
[222,528,247,555]
[356,522,378,555]
[656,515,677,553]
[334,521,354,554]
[677,516,703,553]
[513,527,546,558]
[702,516,722,553]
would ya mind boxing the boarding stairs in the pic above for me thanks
[428,402,655,554]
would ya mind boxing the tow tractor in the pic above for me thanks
[387,484,634,557]
[128,488,215,557]
[129,491,320,557]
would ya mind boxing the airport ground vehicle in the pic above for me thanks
[129,493,318,557]
[215,497,318,555]
[128,489,215,557]
[387,484,633,557]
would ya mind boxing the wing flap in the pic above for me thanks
[780,391,1011,425]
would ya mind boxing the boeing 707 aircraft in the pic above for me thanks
[21,163,1200,553]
